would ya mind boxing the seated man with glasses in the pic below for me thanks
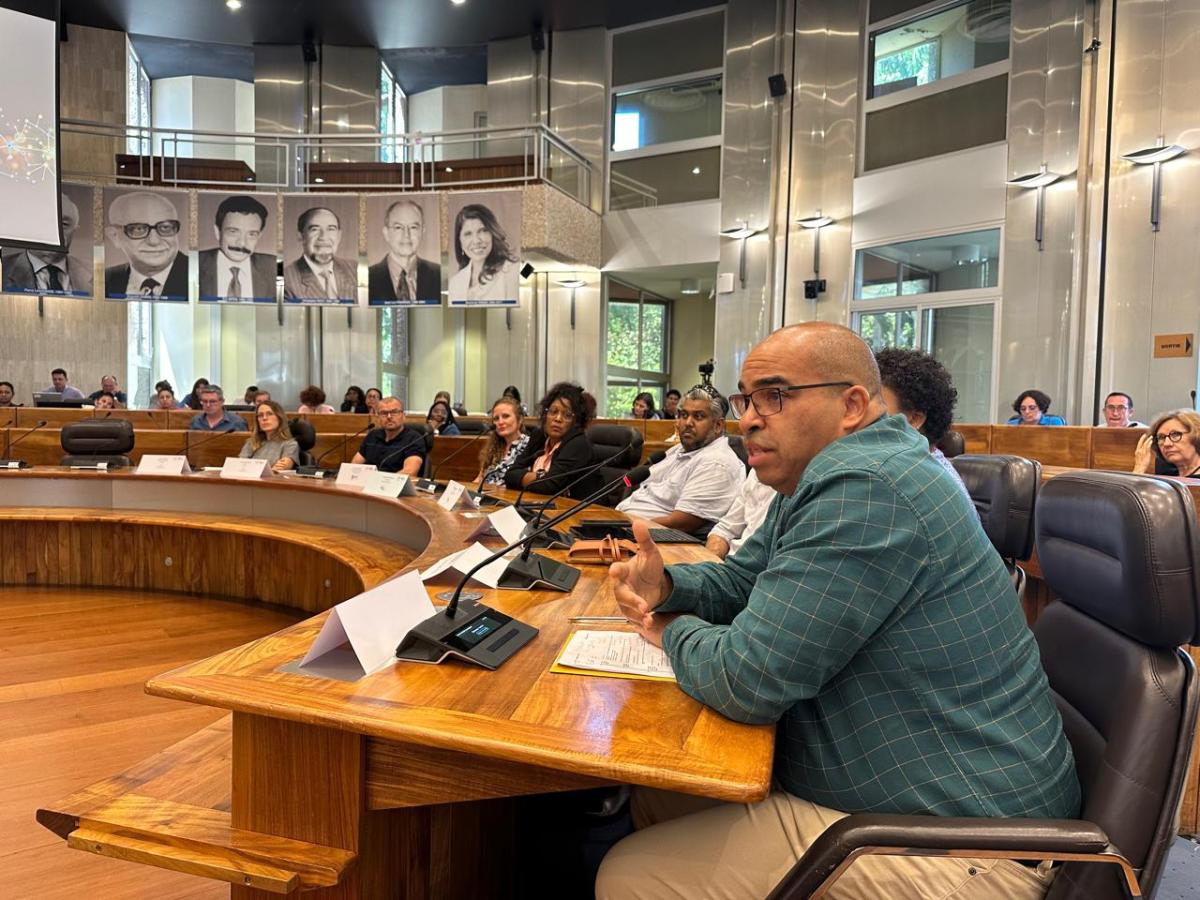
[599,323,1079,900]
[1133,408,1200,478]
[1102,391,1146,428]
[103,191,189,301]
[616,386,745,535]
[351,396,426,477]
[188,384,249,432]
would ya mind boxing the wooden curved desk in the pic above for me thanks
[13,469,774,898]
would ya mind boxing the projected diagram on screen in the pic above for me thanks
[0,109,55,184]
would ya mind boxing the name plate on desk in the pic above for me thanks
[466,504,528,544]
[336,462,377,491]
[219,457,270,480]
[437,480,479,511]
[362,471,416,498]
[1,460,28,470]
[135,454,192,476]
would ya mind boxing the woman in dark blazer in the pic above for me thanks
[505,382,601,500]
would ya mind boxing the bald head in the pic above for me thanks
[758,323,882,398]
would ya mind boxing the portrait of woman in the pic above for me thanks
[447,202,520,305]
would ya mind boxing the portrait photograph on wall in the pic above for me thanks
[101,186,191,302]
[2,182,95,298]
[197,192,279,304]
[281,194,360,305]
[446,190,522,308]
[364,193,442,307]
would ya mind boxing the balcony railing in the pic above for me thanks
[61,119,593,208]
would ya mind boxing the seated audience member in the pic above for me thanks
[92,392,118,410]
[1134,409,1200,478]
[352,396,425,476]
[616,387,745,533]
[1006,389,1065,425]
[87,374,128,406]
[426,400,460,435]
[452,401,469,418]
[44,367,84,400]
[243,385,259,405]
[434,390,451,408]
[183,377,211,410]
[239,400,300,472]
[1102,391,1146,427]
[599,324,1079,900]
[188,384,249,432]
[661,388,681,420]
[154,385,182,410]
[297,385,335,414]
[875,347,968,496]
[630,391,661,420]
[365,387,382,415]
[705,469,776,559]
[0,381,16,407]
[253,389,271,405]
[477,396,531,486]
[341,385,368,414]
[505,382,600,500]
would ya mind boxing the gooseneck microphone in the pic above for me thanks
[298,422,372,476]
[0,419,49,469]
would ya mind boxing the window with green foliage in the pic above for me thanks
[379,307,409,405]
[606,284,669,416]
[873,39,939,97]
[857,308,918,351]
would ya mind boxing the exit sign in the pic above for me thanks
[1154,333,1194,358]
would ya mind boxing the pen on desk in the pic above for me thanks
[568,615,629,623]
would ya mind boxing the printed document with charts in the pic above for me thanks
[552,630,676,682]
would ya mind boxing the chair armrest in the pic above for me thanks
[766,814,1112,900]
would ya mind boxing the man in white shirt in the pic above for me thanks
[283,206,357,302]
[1101,392,1147,428]
[617,387,745,534]
[706,469,777,559]
[198,195,277,302]
[103,191,189,300]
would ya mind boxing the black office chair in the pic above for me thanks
[951,454,1040,597]
[936,430,965,459]
[456,417,488,435]
[727,434,750,471]
[587,423,643,507]
[769,471,1200,900]
[60,419,134,468]
[407,422,435,478]
[288,418,317,467]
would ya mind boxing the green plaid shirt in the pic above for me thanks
[661,415,1080,819]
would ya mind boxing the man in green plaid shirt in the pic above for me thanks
[597,324,1079,900]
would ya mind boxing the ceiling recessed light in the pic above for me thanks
[451,0,467,5]
[691,166,701,175]
[226,0,242,9]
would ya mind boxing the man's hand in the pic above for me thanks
[609,520,670,629]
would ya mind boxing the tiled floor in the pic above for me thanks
[1159,837,1200,898]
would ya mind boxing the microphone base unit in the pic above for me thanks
[524,527,575,550]
[0,459,31,469]
[414,478,440,494]
[295,465,336,478]
[498,552,581,592]
[395,597,537,670]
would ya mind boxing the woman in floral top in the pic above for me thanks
[477,396,530,485]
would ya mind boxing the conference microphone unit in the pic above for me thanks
[0,419,48,469]
[395,465,653,670]
[297,422,372,477]
[511,439,636,519]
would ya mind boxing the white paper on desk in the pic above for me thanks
[135,454,192,476]
[420,541,509,588]
[465,504,528,545]
[300,569,435,676]
[557,631,676,680]
[437,479,479,511]
[362,471,415,498]
[220,457,270,480]
[336,462,377,491]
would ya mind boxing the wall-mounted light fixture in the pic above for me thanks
[1121,138,1187,232]
[796,213,834,299]
[556,277,586,329]
[1006,164,1063,250]
[680,278,700,295]
[720,221,759,287]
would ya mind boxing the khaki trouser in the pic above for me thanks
[595,788,1056,900]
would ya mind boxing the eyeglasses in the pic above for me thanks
[729,382,852,417]
[1153,430,1189,446]
[121,220,181,239]
[546,407,576,421]
[1103,405,1130,413]
[377,409,404,418]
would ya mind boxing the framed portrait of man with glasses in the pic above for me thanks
[102,186,191,301]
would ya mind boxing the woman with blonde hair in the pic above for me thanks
[477,396,530,486]
[1133,408,1200,478]
[239,399,301,472]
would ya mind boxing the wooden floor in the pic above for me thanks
[1,585,300,899]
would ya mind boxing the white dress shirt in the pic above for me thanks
[216,252,250,301]
[709,469,778,556]
[617,435,745,525]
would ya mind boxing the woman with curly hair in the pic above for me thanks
[875,347,967,494]
[477,396,530,486]
[447,203,521,304]
[297,384,335,414]
[1006,389,1066,425]
[504,381,600,499]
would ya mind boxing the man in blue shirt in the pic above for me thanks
[351,395,425,476]
[188,384,248,432]
[598,323,1078,900]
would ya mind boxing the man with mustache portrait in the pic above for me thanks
[283,205,357,302]
[198,195,277,302]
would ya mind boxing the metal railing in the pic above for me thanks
[61,119,593,207]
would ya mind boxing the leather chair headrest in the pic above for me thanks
[288,419,316,452]
[1036,471,1200,647]
[60,419,135,454]
[937,430,965,459]
[950,454,1040,561]
[727,434,750,470]
[586,424,643,469]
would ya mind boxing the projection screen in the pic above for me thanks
[0,1,62,250]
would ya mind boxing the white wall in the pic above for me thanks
[151,77,193,157]
[670,295,716,391]
[407,85,488,161]
[151,76,255,164]
[603,200,722,271]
